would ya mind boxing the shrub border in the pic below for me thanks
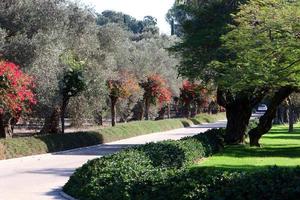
[0,113,225,160]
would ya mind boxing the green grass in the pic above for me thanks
[196,123,300,171]
[0,113,225,160]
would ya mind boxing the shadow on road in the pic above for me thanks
[53,144,134,156]
[45,187,66,200]
[27,168,74,177]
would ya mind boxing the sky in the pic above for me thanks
[82,0,174,34]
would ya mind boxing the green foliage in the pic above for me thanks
[0,114,224,159]
[63,128,225,200]
[212,0,300,91]
[170,0,245,80]
[60,53,86,98]
[97,10,159,35]
[140,166,300,200]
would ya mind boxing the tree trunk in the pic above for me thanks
[217,88,269,145]
[40,106,60,134]
[225,102,252,144]
[173,97,180,117]
[94,110,103,126]
[182,102,191,118]
[0,113,13,138]
[110,96,117,126]
[167,104,171,119]
[287,97,294,133]
[249,86,295,147]
[61,97,69,134]
[156,106,166,120]
[144,97,151,120]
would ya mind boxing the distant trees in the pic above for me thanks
[97,10,159,35]
[0,0,219,137]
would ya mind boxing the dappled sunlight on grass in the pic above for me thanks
[195,123,300,171]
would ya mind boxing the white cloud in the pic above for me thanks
[81,0,174,34]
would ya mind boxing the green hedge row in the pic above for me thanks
[131,167,300,200]
[0,113,225,160]
[63,128,225,200]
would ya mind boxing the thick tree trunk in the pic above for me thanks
[0,114,13,138]
[217,88,266,145]
[249,87,295,147]
[225,102,252,144]
[110,96,117,127]
[144,97,151,120]
[61,97,69,134]
[287,97,294,133]
[40,106,60,134]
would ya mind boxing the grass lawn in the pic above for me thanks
[196,123,300,171]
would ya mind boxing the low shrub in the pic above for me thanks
[191,113,226,125]
[0,131,102,160]
[0,113,225,160]
[63,128,225,200]
[152,167,300,200]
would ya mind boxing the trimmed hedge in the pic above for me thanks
[0,113,225,160]
[138,167,300,200]
[63,128,225,200]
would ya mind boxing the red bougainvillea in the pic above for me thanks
[107,71,140,100]
[180,80,211,112]
[107,71,141,126]
[141,74,172,105]
[0,61,36,116]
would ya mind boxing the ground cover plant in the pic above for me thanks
[0,113,224,160]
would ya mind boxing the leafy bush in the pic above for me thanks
[152,167,300,200]
[63,128,225,200]
[191,113,225,125]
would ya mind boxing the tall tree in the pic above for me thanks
[170,0,255,144]
[213,0,300,146]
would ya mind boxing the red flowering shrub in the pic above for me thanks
[141,74,172,105]
[107,71,140,100]
[0,61,36,117]
[180,80,211,116]
[107,71,140,126]
[140,74,172,120]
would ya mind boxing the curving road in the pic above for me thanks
[0,121,226,200]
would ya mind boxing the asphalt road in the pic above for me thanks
[0,121,226,200]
